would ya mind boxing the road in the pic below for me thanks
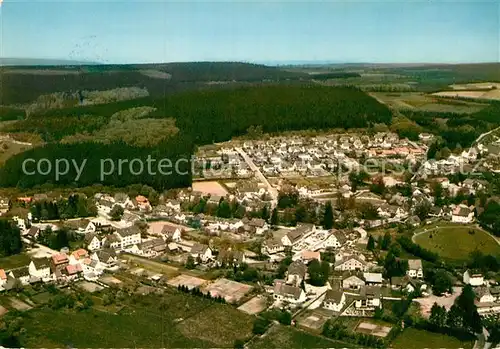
[235,147,278,208]
[473,125,500,147]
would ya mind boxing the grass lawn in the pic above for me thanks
[249,324,357,349]
[392,328,474,349]
[414,225,500,261]
[0,253,31,270]
[19,291,253,348]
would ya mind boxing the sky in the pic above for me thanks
[0,0,498,64]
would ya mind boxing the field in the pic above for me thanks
[249,324,356,349]
[192,181,229,196]
[19,290,253,348]
[168,274,208,290]
[370,92,488,114]
[414,225,500,261]
[355,320,392,338]
[392,328,474,349]
[203,278,253,304]
[0,253,32,270]
[237,296,267,315]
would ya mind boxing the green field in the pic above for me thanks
[0,253,32,270]
[414,225,500,261]
[249,324,356,349]
[18,290,253,348]
[392,328,474,349]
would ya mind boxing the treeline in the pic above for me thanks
[0,220,22,257]
[0,62,306,104]
[311,72,361,80]
[29,194,97,221]
[0,136,193,190]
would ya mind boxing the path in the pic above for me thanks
[235,147,278,208]
[473,125,500,147]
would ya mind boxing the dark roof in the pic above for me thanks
[31,257,51,269]
[331,229,347,245]
[190,243,209,255]
[287,260,307,278]
[10,266,30,278]
[117,226,140,238]
[84,233,99,244]
[27,226,40,237]
[324,289,344,303]
[274,280,303,299]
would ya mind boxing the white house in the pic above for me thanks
[190,243,212,263]
[273,280,306,304]
[262,239,285,255]
[363,272,383,286]
[281,224,315,246]
[9,266,31,285]
[286,260,307,287]
[115,226,142,250]
[451,204,475,224]
[323,290,346,312]
[355,286,381,309]
[334,256,368,272]
[91,249,117,269]
[407,259,424,279]
[475,287,495,303]
[324,230,347,248]
[161,225,182,242]
[85,233,102,251]
[28,258,52,280]
[463,270,484,286]
[342,275,366,290]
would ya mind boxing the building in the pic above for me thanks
[190,244,212,263]
[273,280,306,304]
[262,239,285,255]
[355,286,381,309]
[334,256,367,272]
[323,290,346,312]
[407,259,423,279]
[286,260,307,287]
[9,266,31,285]
[463,270,484,286]
[51,253,69,274]
[281,224,315,246]
[475,287,495,303]
[91,249,117,269]
[29,258,52,280]
[342,274,366,290]
[299,250,321,264]
[363,272,383,286]
[161,225,182,242]
[115,226,142,250]
[451,204,475,224]
[85,233,102,251]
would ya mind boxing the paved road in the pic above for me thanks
[235,147,278,208]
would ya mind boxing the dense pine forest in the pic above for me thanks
[0,84,391,189]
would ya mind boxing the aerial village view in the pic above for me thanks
[0,0,499,348]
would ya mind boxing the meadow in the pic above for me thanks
[414,225,500,261]
[391,328,474,349]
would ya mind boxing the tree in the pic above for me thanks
[217,200,232,218]
[252,318,269,335]
[110,205,124,221]
[185,255,195,269]
[358,202,379,220]
[261,204,270,222]
[307,259,330,286]
[270,208,279,226]
[367,235,376,251]
[430,270,453,296]
[455,285,482,334]
[429,302,447,328]
[322,201,334,229]
[0,220,22,257]
[384,252,408,278]
[414,201,431,221]
[233,339,245,349]
[380,232,391,250]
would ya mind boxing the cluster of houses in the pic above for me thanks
[0,248,119,291]
[463,270,500,315]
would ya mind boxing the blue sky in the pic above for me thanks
[0,0,498,64]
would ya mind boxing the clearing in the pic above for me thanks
[238,296,267,315]
[192,181,229,196]
[392,328,474,349]
[249,324,356,349]
[414,225,500,261]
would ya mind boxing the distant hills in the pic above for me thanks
[0,58,101,66]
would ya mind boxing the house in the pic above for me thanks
[51,253,69,274]
[334,256,368,272]
[29,258,51,280]
[407,259,423,279]
[26,226,40,240]
[475,287,495,303]
[190,243,212,263]
[69,249,89,265]
[114,226,142,250]
[325,229,347,248]
[299,250,321,264]
[262,239,285,255]
[363,272,383,286]
[91,249,117,269]
[323,290,346,312]
[342,274,366,290]
[85,233,102,251]
[273,280,306,304]
[355,286,381,309]
[64,264,83,279]
[161,225,182,242]
[0,197,9,215]
[286,260,307,287]
[135,195,152,212]
[391,276,427,294]
[463,270,484,286]
[451,204,475,224]
[9,266,31,285]
[138,238,167,257]
[281,224,315,246]
[245,218,268,235]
